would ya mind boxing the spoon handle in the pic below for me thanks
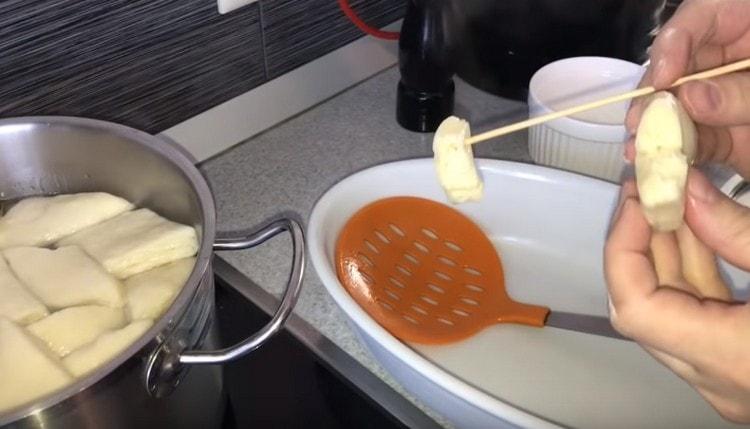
[545,311,631,342]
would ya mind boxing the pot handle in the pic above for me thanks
[179,217,305,364]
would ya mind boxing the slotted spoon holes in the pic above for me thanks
[374,229,390,244]
[426,283,445,294]
[388,223,406,238]
[464,284,484,293]
[413,240,429,254]
[363,239,379,254]
[383,288,401,302]
[463,266,482,276]
[444,241,463,253]
[421,228,439,240]
[388,277,406,289]
[395,264,412,277]
[357,252,374,267]
[411,305,429,316]
[377,300,395,312]
[437,255,457,267]
[359,271,375,286]
[451,308,471,317]
[436,317,455,326]
[403,252,420,265]
[459,296,480,306]
[420,295,439,306]
[433,271,452,282]
[402,314,419,325]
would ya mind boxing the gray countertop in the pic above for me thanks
[200,66,535,426]
[199,64,743,428]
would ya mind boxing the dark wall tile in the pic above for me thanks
[0,0,264,133]
[262,0,404,79]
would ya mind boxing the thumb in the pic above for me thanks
[684,169,750,270]
[677,72,750,127]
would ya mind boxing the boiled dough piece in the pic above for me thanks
[4,246,125,309]
[433,116,484,203]
[0,257,48,324]
[27,306,127,357]
[0,318,72,413]
[63,319,153,377]
[124,257,195,320]
[0,192,133,248]
[59,208,199,279]
[635,91,697,231]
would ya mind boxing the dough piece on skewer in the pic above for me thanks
[635,91,697,232]
[433,116,483,203]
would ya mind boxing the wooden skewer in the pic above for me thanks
[465,58,750,145]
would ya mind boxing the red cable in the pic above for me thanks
[338,0,400,41]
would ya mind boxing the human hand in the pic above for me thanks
[605,171,750,422]
[623,0,750,178]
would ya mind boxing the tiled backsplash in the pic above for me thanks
[0,0,404,133]
[262,0,401,79]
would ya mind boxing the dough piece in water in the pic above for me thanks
[59,208,199,279]
[0,257,48,324]
[635,91,697,232]
[0,318,72,413]
[4,246,125,309]
[0,192,133,248]
[62,319,153,377]
[433,116,483,203]
[124,257,195,320]
[27,306,127,357]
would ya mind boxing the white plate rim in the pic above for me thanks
[308,158,619,428]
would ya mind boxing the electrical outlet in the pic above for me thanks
[217,0,258,14]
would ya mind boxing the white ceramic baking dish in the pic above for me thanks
[308,159,746,429]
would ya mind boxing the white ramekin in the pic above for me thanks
[527,57,645,182]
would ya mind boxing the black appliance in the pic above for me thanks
[396,0,681,132]
[213,259,440,429]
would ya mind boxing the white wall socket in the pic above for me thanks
[217,0,259,14]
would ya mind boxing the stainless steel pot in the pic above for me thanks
[0,117,305,428]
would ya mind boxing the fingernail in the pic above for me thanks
[686,81,721,114]
[687,171,719,203]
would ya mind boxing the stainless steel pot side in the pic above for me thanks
[0,117,305,428]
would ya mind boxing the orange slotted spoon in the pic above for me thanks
[335,196,627,345]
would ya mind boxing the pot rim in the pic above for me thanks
[0,116,217,425]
